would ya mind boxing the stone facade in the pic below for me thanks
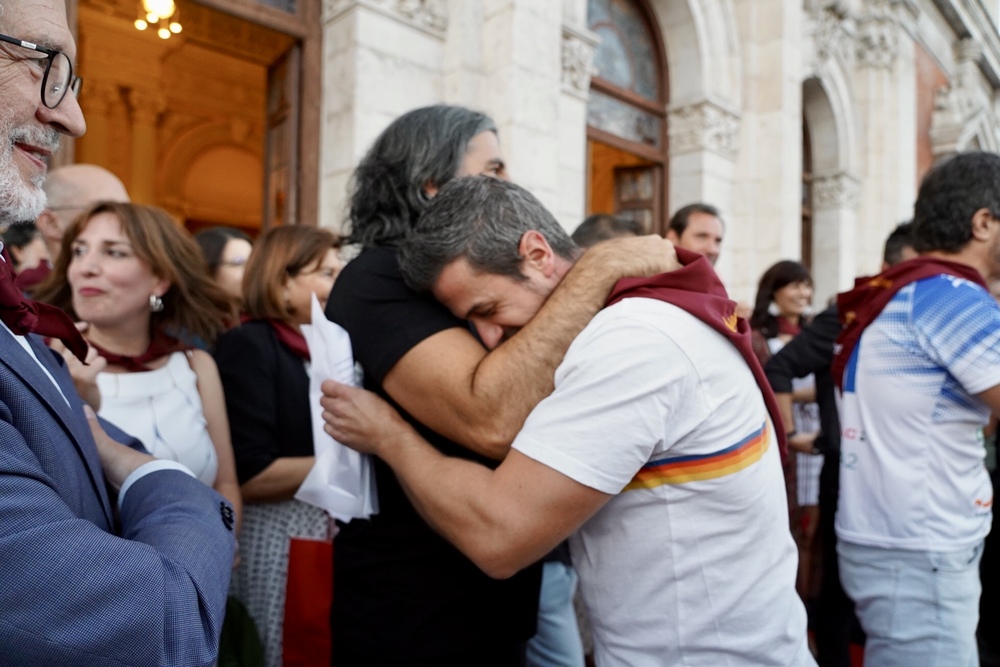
[67,0,1000,303]
[310,0,1000,304]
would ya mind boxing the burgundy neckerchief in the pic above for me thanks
[0,248,89,362]
[776,317,801,338]
[605,247,788,463]
[89,330,188,372]
[267,318,310,361]
[832,257,987,390]
[13,261,51,292]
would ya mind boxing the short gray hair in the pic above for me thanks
[399,176,578,292]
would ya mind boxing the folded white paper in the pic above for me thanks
[296,294,379,522]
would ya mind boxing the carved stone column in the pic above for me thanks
[77,81,121,168]
[128,90,166,205]
[810,170,861,303]
[850,0,919,272]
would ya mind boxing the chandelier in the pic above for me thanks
[134,0,183,39]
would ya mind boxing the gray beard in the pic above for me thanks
[0,109,60,226]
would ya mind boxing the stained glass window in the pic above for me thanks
[587,90,662,148]
[256,0,296,13]
[588,0,659,101]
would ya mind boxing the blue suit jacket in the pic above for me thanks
[0,328,235,666]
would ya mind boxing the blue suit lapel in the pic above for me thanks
[0,330,115,527]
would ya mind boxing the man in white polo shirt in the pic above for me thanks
[322,177,814,666]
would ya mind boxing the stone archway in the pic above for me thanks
[158,121,264,231]
[803,71,860,304]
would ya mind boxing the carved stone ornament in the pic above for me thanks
[855,0,900,69]
[667,101,740,160]
[323,0,447,34]
[561,25,598,98]
[930,48,997,158]
[812,172,861,210]
[813,6,855,68]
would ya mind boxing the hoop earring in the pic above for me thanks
[149,294,164,313]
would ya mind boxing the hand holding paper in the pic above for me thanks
[296,294,378,522]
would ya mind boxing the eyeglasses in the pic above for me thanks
[0,33,82,109]
[220,257,249,267]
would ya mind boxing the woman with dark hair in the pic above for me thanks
[35,201,242,527]
[195,226,253,300]
[750,259,822,606]
[214,225,342,667]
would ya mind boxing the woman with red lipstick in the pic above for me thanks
[34,202,243,530]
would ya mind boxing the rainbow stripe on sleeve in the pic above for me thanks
[623,421,771,491]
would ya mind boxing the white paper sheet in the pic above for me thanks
[296,294,378,522]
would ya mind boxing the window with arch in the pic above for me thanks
[586,0,668,233]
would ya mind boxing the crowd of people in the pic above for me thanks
[0,1,996,666]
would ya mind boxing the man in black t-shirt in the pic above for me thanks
[325,105,675,665]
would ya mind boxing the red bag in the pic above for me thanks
[283,537,333,666]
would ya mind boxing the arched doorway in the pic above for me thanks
[70,0,321,234]
[585,0,668,233]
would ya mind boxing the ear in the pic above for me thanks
[665,228,679,243]
[35,210,61,242]
[518,230,556,277]
[971,208,997,242]
[7,246,23,266]
[423,180,439,199]
[152,277,171,298]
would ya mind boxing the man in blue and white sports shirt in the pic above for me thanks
[832,151,1000,667]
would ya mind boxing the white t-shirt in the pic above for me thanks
[836,275,999,551]
[512,298,813,667]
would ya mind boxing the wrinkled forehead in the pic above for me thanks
[1,0,75,56]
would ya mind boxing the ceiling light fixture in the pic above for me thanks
[134,0,181,39]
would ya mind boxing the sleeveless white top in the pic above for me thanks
[97,351,218,486]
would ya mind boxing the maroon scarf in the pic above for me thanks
[13,261,52,292]
[606,248,788,463]
[89,331,188,372]
[0,249,89,363]
[777,317,801,338]
[267,319,310,361]
[832,257,987,390]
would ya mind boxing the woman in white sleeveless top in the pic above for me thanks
[35,202,242,526]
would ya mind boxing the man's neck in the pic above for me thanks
[920,249,989,281]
